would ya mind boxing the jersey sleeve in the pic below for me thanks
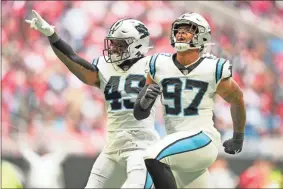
[215,58,232,85]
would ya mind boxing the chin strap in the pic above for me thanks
[174,42,215,52]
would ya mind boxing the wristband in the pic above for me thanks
[48,33,60,44]
[233,132,244,141]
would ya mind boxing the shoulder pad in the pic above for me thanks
[159,53,172,57]
[202,53,218,60]
[148,53,172,79]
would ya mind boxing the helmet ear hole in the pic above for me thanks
[135,45,142,49]
[199,45,204,52]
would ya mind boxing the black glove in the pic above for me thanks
[223,132,244,155]
[140,84,161,110]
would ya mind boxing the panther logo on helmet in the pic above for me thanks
[135,23,150,39]
[109,20,124,35]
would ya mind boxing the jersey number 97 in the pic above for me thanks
[161,78,208,116]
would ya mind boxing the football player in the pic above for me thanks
[133,12,246,188]
[25,10,160,188]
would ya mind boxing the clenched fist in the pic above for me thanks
[140,84,161,110]
[223,132,244,155]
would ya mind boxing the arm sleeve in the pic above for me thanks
[48,33,98,71]
[133,85,156,120]
[47,33,99,85]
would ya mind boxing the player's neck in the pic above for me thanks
[176,50,200,66]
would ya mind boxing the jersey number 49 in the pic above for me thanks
[104,75,146,110]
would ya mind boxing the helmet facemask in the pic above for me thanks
[171,19,210,52]
[103,37,135,65]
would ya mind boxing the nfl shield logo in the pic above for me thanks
[183,70,189,75]
[123,66,129,71]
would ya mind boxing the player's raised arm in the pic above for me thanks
[216,77,246,154]
[25,10,99,86]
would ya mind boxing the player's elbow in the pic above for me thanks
[133,111,145,121]
[232,89,245,106]
[133,102,150,120]
[133,108,147,121]
[76,77,92,86]
[76,73,99,86]
[81,78,98,86]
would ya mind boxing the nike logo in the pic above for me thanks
[235,149,241,154]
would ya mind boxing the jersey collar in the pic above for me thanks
[172,53,204,75]
[117,57,144,71]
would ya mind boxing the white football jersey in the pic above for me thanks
[92,56,159,152]
[147,53,232,143]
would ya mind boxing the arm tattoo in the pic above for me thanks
[229,89,246,133]
[219,80,246,133]
[230,100,246,133]
[220,81,242,104]
[221,90,242,104]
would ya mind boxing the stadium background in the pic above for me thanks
[2,1,283,188]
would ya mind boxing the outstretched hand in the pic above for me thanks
[25,10,55,36]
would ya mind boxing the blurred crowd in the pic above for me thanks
[2,1,283,156]
[226,0,283,28]
[210,1,283,139]
[209,158,283,188]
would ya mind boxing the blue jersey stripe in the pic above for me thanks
[144,132,211,189]
[144,172,153,189]
[156,131,211,160]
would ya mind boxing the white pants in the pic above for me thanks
[85,149,147,188]
[144,130,218,188]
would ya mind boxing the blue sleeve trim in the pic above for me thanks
[149,54,159,79]
[215,58,227,83]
